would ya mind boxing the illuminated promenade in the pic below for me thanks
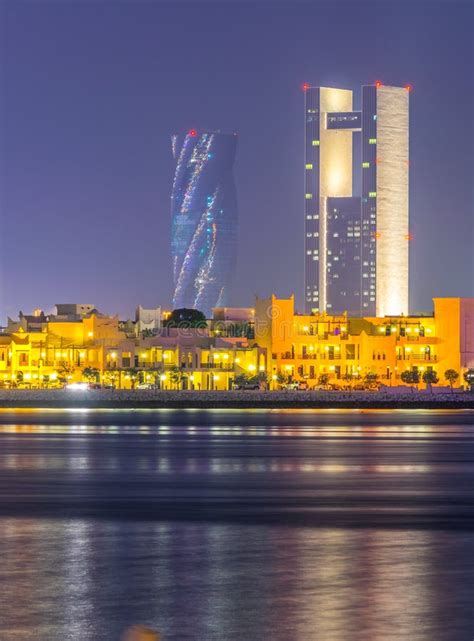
[0,388,473,409]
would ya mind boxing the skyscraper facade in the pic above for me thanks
[304,82,410,317]
[171,130,238,318]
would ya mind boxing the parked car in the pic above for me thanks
[283,381,308,391]
[233,382,259,390]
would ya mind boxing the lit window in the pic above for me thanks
[373,114,377,121]
[305,163,313,169]
[305,194,312,199]
[369,138,377,144]
[362,162,370,168]
[369,191,377,198]
[312,140,320,146]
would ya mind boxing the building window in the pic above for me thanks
[369,138,377,144]
[346,344,355,360]
[362,162,370,168]
[305,194,312,199]
[305,163,313,169]
[369,191,377,198]
[312,140,320,146]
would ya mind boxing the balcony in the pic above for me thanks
[396,335,436,343]
[281,353,342,361]
[397,354,438,362]
[200,363,234,371]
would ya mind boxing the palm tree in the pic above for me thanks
[317,373,330,388]
[169,366,184,390]
[364,372,379,388]
[341,372,354,391]
[56,361,75,384]
[444,369,459,393]
[464,368,474,392]
[401,369,420,391]
[124,368,139,389]
[234,373,250,389]
[257,371,268,390]
[164,309,207,328]
[103,369,120,389]
[422,369,439,392]
[277,372,291,388]
[82,367,100,383]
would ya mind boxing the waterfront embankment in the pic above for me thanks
[0,388,473,409]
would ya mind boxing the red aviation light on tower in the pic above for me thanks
[188,129,197,137]
[375,80,383,88]
[405,84,413,93]
[302,82,311,92]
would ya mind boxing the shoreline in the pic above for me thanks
[0,389,473,410]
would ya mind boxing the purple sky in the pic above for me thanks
[1,0,473,322]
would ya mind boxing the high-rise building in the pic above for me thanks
[303,82,410,317]
[171,130,238,318]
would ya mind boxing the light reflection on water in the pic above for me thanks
[0,409,473,640]
[1,519,473,641]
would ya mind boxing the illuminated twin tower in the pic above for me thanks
[304,82,410,317]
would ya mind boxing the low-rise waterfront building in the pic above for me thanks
[0,297,472,390]
[0,305,264,390]
[255,295,474,388]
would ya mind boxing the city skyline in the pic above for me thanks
[1,2,473,323]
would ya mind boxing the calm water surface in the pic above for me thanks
[0,408,473,641]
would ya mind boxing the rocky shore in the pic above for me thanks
[0,388,473,409]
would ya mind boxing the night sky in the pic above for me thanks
[1,0,473,322]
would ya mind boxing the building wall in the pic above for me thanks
[460,299,474,368]
[375,85,410,316]
[434,298,474,373]
[304,87,321,313]
[325,196,362,315]
[319,88,353,312]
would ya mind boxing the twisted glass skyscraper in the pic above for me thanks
[171,131,238,318]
